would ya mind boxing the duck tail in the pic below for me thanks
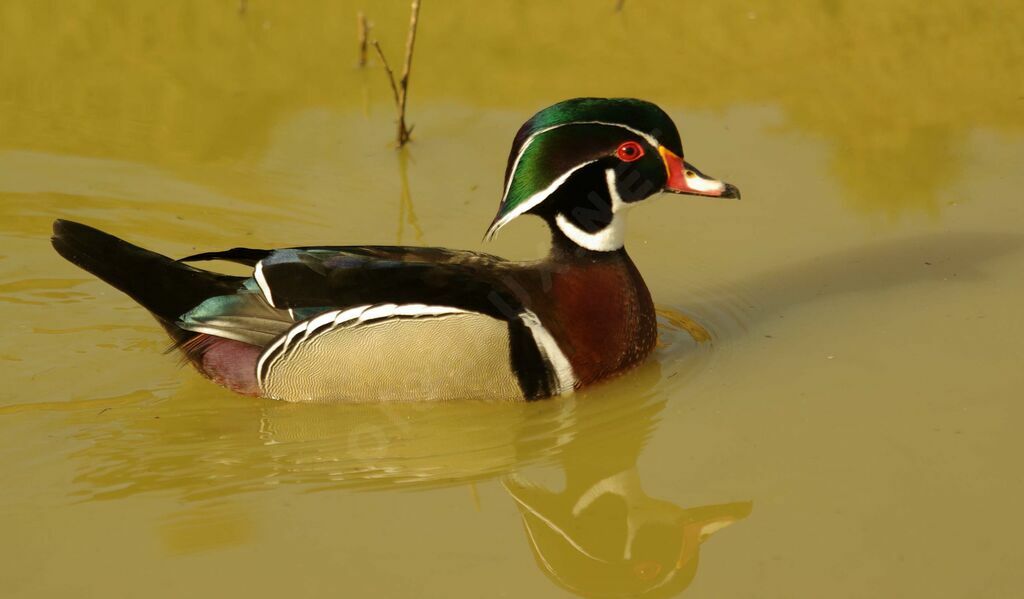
[51,219,245,343]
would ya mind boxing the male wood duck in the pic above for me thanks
[52,98,739,402]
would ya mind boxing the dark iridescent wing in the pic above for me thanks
[180,245,504,268]
[177,246,570,399]
[177,246,520,343]
[249,247,524,320]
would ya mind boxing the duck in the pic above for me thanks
[51,97,739,402]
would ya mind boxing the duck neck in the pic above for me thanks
[547,224,629,265]
[536,220,656,386]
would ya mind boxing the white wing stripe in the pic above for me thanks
[256,334,287,388]
[335,305,371,325]
[358,303,399,323]
[306,310,340,335]
[253,260,276,308]
[284,323,307,350]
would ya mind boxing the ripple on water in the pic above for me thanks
[652,268,757,381]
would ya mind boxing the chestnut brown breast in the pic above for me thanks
[535,251,656,385]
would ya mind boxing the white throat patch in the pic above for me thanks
[554,168,631,252]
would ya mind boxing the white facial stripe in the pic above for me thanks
[553,168,631,252]
[487,159,597,239]
[502,121,660,202]
[490,120,662,239]
[506,490,605,562]
[685,170,726,194]
[519,310,577,395]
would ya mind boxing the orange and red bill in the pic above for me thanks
[658,146,740,199]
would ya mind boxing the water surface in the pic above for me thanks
[2,1,1023,597]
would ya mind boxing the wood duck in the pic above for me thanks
[51,98,739,402]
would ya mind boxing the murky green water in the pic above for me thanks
[2,1,1023,597]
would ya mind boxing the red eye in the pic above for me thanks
[616,141,644,162]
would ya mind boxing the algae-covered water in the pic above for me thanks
[2,1,1023,597]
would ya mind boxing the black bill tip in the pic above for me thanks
[722,183,741,200]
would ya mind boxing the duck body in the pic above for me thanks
[53,222,655,401]
[52,98,737,402]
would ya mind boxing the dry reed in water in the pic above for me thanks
[357,12,370,67]
[372,0,421,146]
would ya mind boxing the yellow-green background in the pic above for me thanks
[1,1,1022,597]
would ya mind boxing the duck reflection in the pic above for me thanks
[507,473,749,598]
[42,311,748,595]
[504,361,751,598]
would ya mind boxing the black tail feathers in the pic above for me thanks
[51,220,245,340]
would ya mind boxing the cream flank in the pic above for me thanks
[256,303,577,400]
[256,303,471,387]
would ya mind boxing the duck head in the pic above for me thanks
[486,98,739,252]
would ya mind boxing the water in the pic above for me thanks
[2,1,1023,597]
